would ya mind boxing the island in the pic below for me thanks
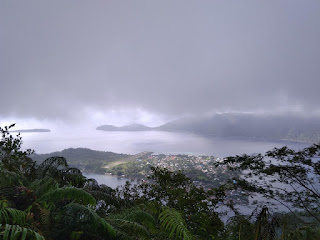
[10,129,51,133]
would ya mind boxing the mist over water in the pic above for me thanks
[19,130,309,157]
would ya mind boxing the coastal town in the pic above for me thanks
[106,152,249,205]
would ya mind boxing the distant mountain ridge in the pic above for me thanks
[97,113,320,143]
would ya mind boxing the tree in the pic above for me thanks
[0,124,118,239]
[117,166,226,239]
[217,144,320,224]
[0,124,35,176]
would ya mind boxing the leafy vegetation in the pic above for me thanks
[1,124,320,239]
[217,145,320,223]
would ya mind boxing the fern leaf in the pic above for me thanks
[0,169,26,188]
[39,187,96,206]
[38,156,68,170]
[29,177,58,197]
[55,203,116,238]
[0,200,26,226]
[159,207,194,240]
[0,224,45,240]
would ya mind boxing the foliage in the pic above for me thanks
[28,177,59,197]
[39,187,96,206]
[106,206,155,239]
[37,157,86,187]
[0,169,26,188]
[0,224,44,240]
[117,167,225,239]
[217,144,320,223]
[283,226,320,240]
[0,200,26,226]
[159,207,194,240]
[52,203,116,239]
[0,124,35,175]
[3,123,320,239]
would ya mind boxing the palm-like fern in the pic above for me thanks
[159,207,194,240]
[29,202,53,239]
[37,157,68,175]
[0,169,26,188]
[52,203,116,239]
[60,168,86,188]
[39,187,96,206]
[107,207,156,239]
[29,177,59,197]
[36,157,86,188]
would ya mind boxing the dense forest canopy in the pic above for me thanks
[0,124,320,240]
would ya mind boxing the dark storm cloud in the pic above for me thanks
[1,0,320,120]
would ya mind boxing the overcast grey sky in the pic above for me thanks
[1,1,320,127]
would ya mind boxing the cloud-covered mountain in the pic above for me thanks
[97,113,320,143]
[158,113,320,142]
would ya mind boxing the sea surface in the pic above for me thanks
[19,130,310,188]
[19,130,310,157]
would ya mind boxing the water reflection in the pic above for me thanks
[20,130,309,157]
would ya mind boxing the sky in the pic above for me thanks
[1,0,320,129]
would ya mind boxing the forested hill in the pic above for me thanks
[31,148,130,173]
[156,113,320,143]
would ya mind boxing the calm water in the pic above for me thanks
[84,174,130,188]
[20,130,311,192]
[20,130,309,157]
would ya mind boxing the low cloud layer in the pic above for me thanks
[1,1,320,123]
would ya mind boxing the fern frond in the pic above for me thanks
[30,202,51,237]
[159,207,194,240]
[38,156,68,170]
[109,207,155,225]
[0,169,26,188]
[37,157,68,180]
[87,190,120,207]
[83,178,99,189]
[107,206,156,239]
[0,223,45,240]
[0,200,26,226]
[55,203,116,238]
[60,168,86,187]
[109,218,149,239]
[39,187,96,206]
[29,177,58,197]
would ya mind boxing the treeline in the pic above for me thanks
[1,124,320,239]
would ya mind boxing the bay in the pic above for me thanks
[19,130,309,157]
[18,130,312,195]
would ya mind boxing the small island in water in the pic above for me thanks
[10,129,51,133]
